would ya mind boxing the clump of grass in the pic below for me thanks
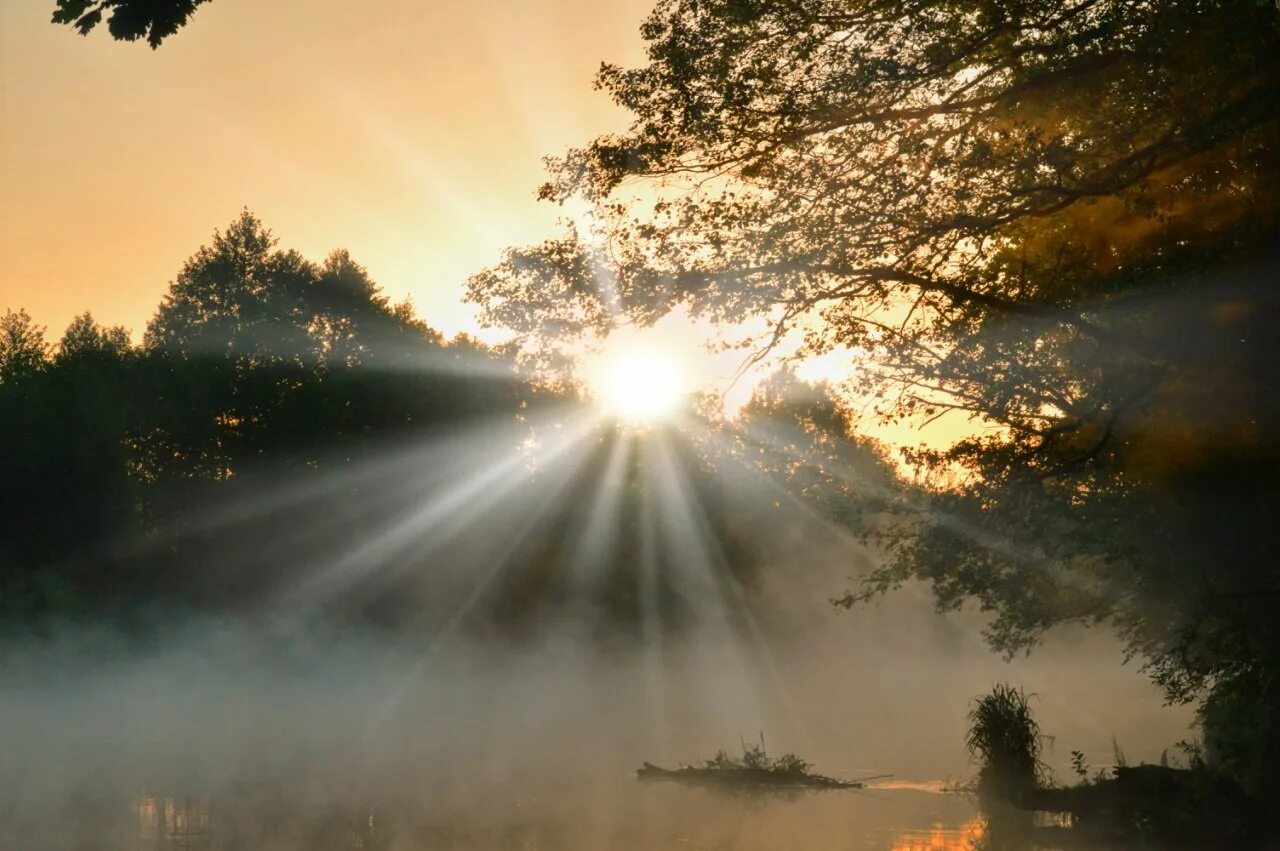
[966,683,1048,804]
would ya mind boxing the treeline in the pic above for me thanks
[0,211,808,636]
[0,212,547,626]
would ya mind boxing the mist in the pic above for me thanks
[1,532,1191,849]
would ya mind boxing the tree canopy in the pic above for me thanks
[471,0,1278,360]
[1,213,526,622]
[467,0,1280,795]
[51,0,211,47]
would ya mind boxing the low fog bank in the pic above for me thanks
[1,558,1192,848]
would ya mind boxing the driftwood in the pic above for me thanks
[636,761,865,790]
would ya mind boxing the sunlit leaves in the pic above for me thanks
[465,1,1276,777]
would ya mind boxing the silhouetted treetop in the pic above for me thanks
[146,211,319,359]
[52,0,211,47]
[57,313,132,362]
[144,211,435,369]
[0,310,50,384]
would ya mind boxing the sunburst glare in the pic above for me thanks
[589,342,691,423]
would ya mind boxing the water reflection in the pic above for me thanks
[890,818,984,850]
[128,795,394,851]
[103,784,988,850]
[132,795,211,849]
[19,783,1134,850]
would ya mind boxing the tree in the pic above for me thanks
[467,0,1280,795]
[1,213,549,624]
[0,311,143,622]
[146,210,320,359]
[57,312,131,361]
[51,0,211,47]
[470,0,1278,362]
[0,310,49,384]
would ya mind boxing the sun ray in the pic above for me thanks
[639,433,778,738]
[635,434,673,759]
[281,409,601,607]
[361,428,603,730]
[556,430,634,599]
[650,430,819,752]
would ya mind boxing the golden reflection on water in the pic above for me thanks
[118,787,981,851]
[890,818,984,850]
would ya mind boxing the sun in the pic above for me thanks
[589,343,690,423]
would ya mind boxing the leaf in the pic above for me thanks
[50,0,95,25]
[74,8,104,35]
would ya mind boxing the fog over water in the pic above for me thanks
[0,405,1198,849]
[1,550,1192,849]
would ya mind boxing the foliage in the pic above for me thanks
[51,0,211,47]
[0,213,532,627]
[966,684,1046,803]
[464,0,1280,795]
[471,0,1280,371]
[1070,750,1088,782]
[702,741,811,775]
[0,310,50,384]
[1197,667,1280,798]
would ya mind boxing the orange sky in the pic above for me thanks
[0,1,981,448]
[1,0,651,341]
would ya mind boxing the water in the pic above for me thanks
[35,783,984,850]
[0,593,1193,850]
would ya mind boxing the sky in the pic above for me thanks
[0,0,980,445]
[1,0,652,341]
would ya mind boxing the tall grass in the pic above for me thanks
[967,683,1046,803]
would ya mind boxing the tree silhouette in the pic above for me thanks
[51,0,211,47]
[0,213,527,620]
[0,310,50,384]
[467,0,1280,798]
